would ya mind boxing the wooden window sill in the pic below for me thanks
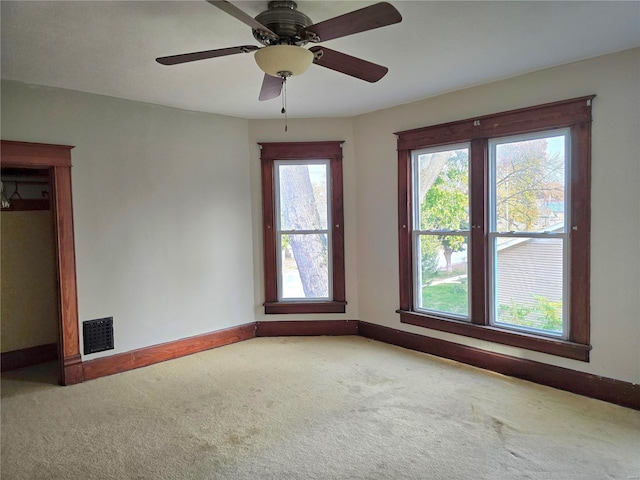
[265,301,347,315]
[398,310,591,361]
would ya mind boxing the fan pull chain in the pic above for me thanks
[281,77,288,133]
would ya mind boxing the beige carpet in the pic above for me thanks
[2,336,639,479]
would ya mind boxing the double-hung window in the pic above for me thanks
[412,143,471,318]
[397,97,594,360]
[260,141,346,314]
[488,130,570,336]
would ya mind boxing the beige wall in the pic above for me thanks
[352,48,640,384]
[1,210,58,352]
[2,48,638,383]
[1,81,255,359]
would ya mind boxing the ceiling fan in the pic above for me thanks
[156,0,402,101]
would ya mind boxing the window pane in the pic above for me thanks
[417,234,468,317]
[278,163,328,231]
[494,236,564,334]
[280,233,329,299]
[494,135,566,233]
[417,148,469,231]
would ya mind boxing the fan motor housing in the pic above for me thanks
[253,1,313,45]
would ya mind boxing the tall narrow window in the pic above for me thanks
[489,130,569,337]
[413,144,470,318]
[260,142,346,314]
[276,160,331,301]
[396,96,594,361]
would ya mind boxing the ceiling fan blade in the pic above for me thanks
[300,2,401,43]
[259,74,284,101]
[156,45,259,65]
[310,46,388,83]
[206,0,279,41]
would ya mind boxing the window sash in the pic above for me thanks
[412,231,470,320]
[410,144,470,221]
[276,232,332,302]
[410,143,471,318]
[488,231,569,338]
[486,129,571,338]
[488,129,571,234]
[274,159,332,302]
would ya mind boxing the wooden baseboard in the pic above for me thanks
[256,320,359,337]
[82,323,255,381]
[62,355,83,385]
[358,321,640,410]
[75,318,638,410]
[1,343,58,371]
[80,321,357,382]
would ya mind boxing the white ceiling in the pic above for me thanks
[2,1,639,119]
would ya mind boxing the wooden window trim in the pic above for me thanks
[396,96,594,361]
[260,141,346,314]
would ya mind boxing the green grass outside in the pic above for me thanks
[422,282,562,333]
[421,283,468,315]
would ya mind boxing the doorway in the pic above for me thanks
[1,141,82,385]
[1,167,58,375]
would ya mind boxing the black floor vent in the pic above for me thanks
[83,317,114,354]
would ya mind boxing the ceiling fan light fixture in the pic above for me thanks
[254,45,313,77]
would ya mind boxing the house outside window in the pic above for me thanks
[396,97,594,361]
[260,141,346,314]
[488,130,570,337]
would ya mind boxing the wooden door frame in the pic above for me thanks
[1,140,83,385]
